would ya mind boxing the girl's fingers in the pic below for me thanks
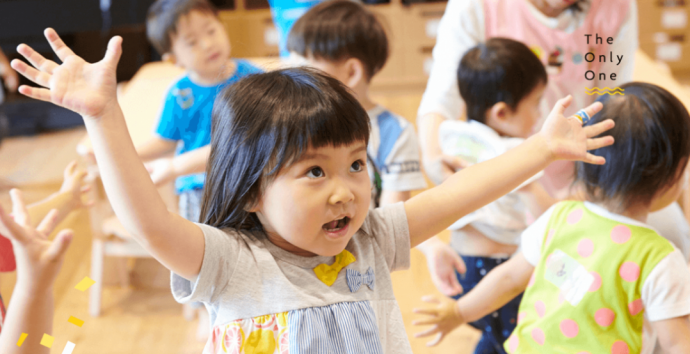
[103,36,123,67]
[45,229,73,261]
[81,185,92,193]
[413,324,439,338]
[44,28,76,62]
[0,205,26,243]
[571,101,604,124]
[18,85,53,103]
[16,44,59,74]
[426,333,444,347]
[587,136,614,151]
[36,209,60,236]
[550,95,573,117]
[10,189,30,226]
[10,59,51,87]
[583,153,606,165]
[583,119,615,138]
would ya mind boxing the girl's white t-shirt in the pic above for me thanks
[417,0,638,121]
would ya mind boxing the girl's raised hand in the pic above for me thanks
[539,95,614,164]
[11,28,122,120]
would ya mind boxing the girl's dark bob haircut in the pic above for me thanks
[200,67,370,230]
[577,82,690,208]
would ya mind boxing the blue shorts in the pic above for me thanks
[452,255,522,354]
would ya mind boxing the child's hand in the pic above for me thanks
[58,160,93,210]
[144,157,176,186]
[11,28,122,120]
[413,295,466,346]
[538,95,614,164]
[425,154,470,185]
[0,189,73,293]
[424,243,466,297]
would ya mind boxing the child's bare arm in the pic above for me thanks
[412,252,534,346]
[11,29,204,279]
[0,190,72,354]
[405,97,614,247]
[136,136,177,162]
[146,145,210,186]
[654,316,690,354]
[518,181,557,219]
[379,190,411,205]
[25,161,90,226]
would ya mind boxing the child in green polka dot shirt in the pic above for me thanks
[413,82,690,354]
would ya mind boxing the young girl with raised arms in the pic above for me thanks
[11,29,613,353]
[413,83,690,354]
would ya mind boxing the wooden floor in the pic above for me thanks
[0,89,480,353]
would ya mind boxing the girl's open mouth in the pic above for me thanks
[323,216,350,232]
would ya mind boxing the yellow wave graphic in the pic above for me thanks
[585,91,625,95]
[585,87,625,95]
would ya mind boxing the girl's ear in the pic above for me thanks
[344,57,365,89]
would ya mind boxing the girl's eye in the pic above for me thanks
[306,167,324,178]
[350,160,364,172]
[209,28,216,35]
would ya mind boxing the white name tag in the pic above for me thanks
[544,250,594,306]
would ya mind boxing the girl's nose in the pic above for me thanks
[328,179,355,205]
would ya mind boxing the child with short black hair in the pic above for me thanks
[139,0,262,224]
[288,0,427,207]
[414,82,690,354]
[417,37,554,353]
[12,28,612,353]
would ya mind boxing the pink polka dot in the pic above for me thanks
[517,312,527,324]
[535,301,546,318]
[507,334,519,353]
[528,273,536,287]
[546,229,556,244]
[567,209,584,224]
[628,299,644,316]
[611,340,629,354]
[531,327,545,345]
[577,238,594,258]
[559,319,579,338]
[588,272,602,292]
[619,262,640,282]
[611,225,631,244]
[595,308,615,327]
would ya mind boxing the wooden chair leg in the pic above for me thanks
[90,239,104,317]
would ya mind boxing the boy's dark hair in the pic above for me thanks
[146,0,218,55]
[577,82,690,208]
[200,67,370,230]
[287,0,389,82]
[458,38,547,124]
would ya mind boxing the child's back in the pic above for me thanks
[287,0,427,207]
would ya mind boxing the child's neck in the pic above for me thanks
[188,59,237,86]
[596,201,650,224]
[351,83,377,111]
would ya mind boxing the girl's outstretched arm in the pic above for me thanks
[654,317,690,354]
[11,29,204,279]
[412,252,534,346]
[405,96,614,247]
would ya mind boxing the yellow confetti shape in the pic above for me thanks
[40,334,55,348]
[68,316,85,327]
[75,276,96,291]
[16,333,28,347]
